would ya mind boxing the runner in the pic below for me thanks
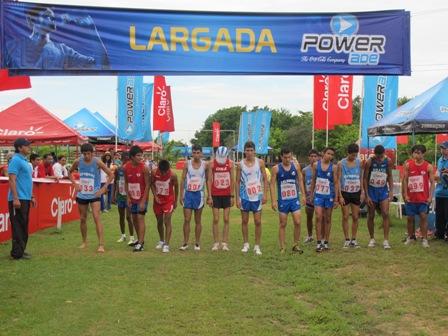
[270,147,306,253]
[302,149,319,243]
[338,143,364,249]
[402,144,435,248]
[124,146,150,252]
[363,145,393,249]
[179,145,208,251]
[310,147,339,252]
[235,141,268,255]
[69,143,113,253]
[151,159,179,253]
[113,152,134,245]
[207,146,234,251]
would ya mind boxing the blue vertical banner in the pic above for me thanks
[117,76,144,141]
[141,83,153,141]
[237,112,257,152]
[361,76,398,149]
[254,110,272,154]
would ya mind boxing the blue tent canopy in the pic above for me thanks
[368,77,448,136]
[93,112,116,132]
[64,108,115,139]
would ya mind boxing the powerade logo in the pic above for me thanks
[300,14,386,66]
[125,78,135,135]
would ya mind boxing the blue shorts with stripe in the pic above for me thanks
[278,200,300,214]
[241,199,262,212]
[314,196,334,209]
[183,191,204,210]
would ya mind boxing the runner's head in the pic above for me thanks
[280,146,292,165]
[244,141,256,159]
[43,153,54,165]
[411,144,426,161]
[129,145,143,164]
[215,146,229,165]
[373,145,385,159]
[322,147,335,162]
[191,144,203,161]
[158,159,170,173]
[80,143,94,161]
[347,143,359,161]
[121,152,130,165]
[308,149,319,164]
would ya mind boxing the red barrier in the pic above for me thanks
[0,179,79,242]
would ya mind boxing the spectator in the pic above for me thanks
[36,153,57,179]
[53,155,68,178]
[0,153,13,177]
[29,153,41,178]
[435,141,448,240]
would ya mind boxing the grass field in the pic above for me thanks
[1,195,448,336]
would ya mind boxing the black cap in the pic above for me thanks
[14,138,31,150]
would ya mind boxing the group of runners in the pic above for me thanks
[68,140,435,254]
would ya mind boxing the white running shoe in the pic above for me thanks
[368,239,376,248]
[194,244,201,251]
[343,240,351,249]
[422,239,429,248]
[211,242,220,251]
[155,241,164,250]
[221,243,230,251]
[117,235,126,243]
[162,244,170,253]
[254,245,262,256]
[179,244,189,251]
[383,240,391,249]
[241,243,250,253]
[304,236,314,243]
[127,236,135,246]
[350,240,361,249]
[404,237,414,245]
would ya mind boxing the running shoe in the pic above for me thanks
[254,245,262,256]
[241,243,250,253]
[211,242,220,251]
[383,240,391,249]
[368,238,376,248]
[162,244,170,253]
[179,244,189,251]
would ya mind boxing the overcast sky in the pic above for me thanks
[1,0,447,143]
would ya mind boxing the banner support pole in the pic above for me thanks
[115,79,118,153]
[312,81,315,149]
[325,77,329,147]
[434,134,437,165]
[358,76,365,146]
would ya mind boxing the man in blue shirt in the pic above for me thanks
[435,141,448,240]
[8,138,35,260]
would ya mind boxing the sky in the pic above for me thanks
[1,0,448,144]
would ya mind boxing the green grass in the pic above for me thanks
[1,199,448,336]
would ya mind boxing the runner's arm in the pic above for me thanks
[337,161,343,199]
[269,165,278,205]
[309,162,317,201]
[296,162,306,203]
[235,163,241,206]
[230,161,235,198]
[68,159,79,186]
[172,174,179,205]
[142,166,151,203]
[386,158,394,199]
[428,164,435,204]
[179,164,188,201]
[363,159,371,199]
[206,161,213,202]
[259,159,268,198]
[402,162,409,201]
[333,163,340,203]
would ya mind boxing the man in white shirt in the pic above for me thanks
[53,155,68,179]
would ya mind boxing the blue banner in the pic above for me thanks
[141,83,153,142]
[1,2,410,76]
[117,76,144,141]
[254,110,272,155]
[361,75,398,149]
[237,112,257,152]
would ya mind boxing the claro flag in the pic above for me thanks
[117,76,144,141]
[153,76,175,132]
[212,122,221,147]
[1,2,411,76]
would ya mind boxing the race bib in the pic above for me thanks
[246,180,262,200]
[280,183,297,200]
[80,177,95,195]
[214,172,231,189]
[369,171,387,188]
[155,180,170,196]
[118,179,126,195]
[128,183,141,199]
[342,179,361,193]
[315,177,330,195]
[187,176,202,191]
[408,175,424,193]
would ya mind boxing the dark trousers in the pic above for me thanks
[8,200,31,259]
[435,197,448,239]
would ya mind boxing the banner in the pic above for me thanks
[254,110,272,155]
[328,75,353,125]
[361,75,398,149]
[0,69,31,91]
[1,2,411,76]
[436,134,448,144]
[212,122,221,147]
[153,76,175,132]
[117,76,144,141]
[313,75,334,130]
[237,112,257,152]
[141,83,154,142]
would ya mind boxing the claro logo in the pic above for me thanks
[50,186,76,218]
[0,126,44,136]
[0,211,10,233]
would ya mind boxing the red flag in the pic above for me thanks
[313,75,334,130]
[212,122,220,147]
[153,76,175,132]
[436,134,448,144]
[328,75,353,125]
[0,69,31,91]
[396,135,408,144]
